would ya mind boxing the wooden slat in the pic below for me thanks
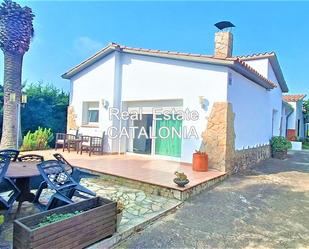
[32,208,115,241]
[30,201,115,237]
[31,213,116,247]
[19,198,99,227]
[62,226,115,249]
[34,220,116,249]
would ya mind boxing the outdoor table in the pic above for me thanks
[67,138,82,153]
[6,161,40,206]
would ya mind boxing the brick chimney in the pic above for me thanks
[214,31,233,58]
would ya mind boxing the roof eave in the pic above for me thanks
[238,53,289,93]
[61,44,117,79]
[269,55,289,93]
[230,63,274,90]
[121,48,235,66]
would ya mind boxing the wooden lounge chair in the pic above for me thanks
[34,160,95,210]
[53,153,99,182]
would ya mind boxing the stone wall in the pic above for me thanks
[202,101,271,174]
[214,31,233,58]
[233,145,271,173]
[67,106,78,131]
[203,102,235,172]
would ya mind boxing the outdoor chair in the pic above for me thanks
[53,153,99,183]
[0,149,20,162]
[55,132,67,151]
[0,155,21,212]
[18,154,45,190]
[55,129,79,152]
[33,160,95,210]
[80,133,105,156]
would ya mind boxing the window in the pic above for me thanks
[82,101,99,124]
[88,110,99,123]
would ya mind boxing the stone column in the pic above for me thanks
[203,102,235,172]
[67,106,78,131]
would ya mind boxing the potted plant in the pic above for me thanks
[270,136,292,160]
[116,201,125,231]
[192,150,208,172]
[173,171,189,187]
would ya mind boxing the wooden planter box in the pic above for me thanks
[13,197,116,249]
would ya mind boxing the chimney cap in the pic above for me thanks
[214,21,235,31]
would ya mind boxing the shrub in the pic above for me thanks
[270,136,292,152]
[20,127,54,151]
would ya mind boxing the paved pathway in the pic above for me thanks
[118,150,309,249]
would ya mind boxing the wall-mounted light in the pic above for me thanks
[21,93,27,104]
[199,96,209,111]
[9,93,16,102]
[101,99,109,110]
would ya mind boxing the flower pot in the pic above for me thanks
[173,178,189,187]
[192,152,208,171]
[272,149,287,160]
[116,212,123,231]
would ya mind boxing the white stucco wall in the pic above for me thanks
[287,102,297,129]
[287,100,305,138]
[227,59,283,149]
[69,52,116,152]
[267,61,283,136]
[244,59,269,78]
[120,53,228,162]
[68,52,285,160]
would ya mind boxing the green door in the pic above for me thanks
[155,115,182,157]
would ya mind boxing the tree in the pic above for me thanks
[21,82,69,146]
[0,0,34,148]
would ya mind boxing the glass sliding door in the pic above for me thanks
[132,114,153,155]
[155,115,182,158]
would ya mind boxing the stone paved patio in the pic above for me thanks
[0,177,181,248]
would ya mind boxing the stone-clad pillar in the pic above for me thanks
[202,102,235,172]
[67,106,78,132]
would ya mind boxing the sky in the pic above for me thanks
[0,1,308,97]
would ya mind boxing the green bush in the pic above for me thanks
[270,136,292,152]
[20,127,54,151]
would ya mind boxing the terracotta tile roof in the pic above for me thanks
[283,94,307,102]
[231,58,277,88]
[235,52,276,60]
[233,51,289,93]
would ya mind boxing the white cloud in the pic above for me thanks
[73,36,103,57]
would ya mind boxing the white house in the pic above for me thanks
[282,94,307,140]
[62,28,289,173]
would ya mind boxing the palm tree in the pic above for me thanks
[0,0,34,148]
